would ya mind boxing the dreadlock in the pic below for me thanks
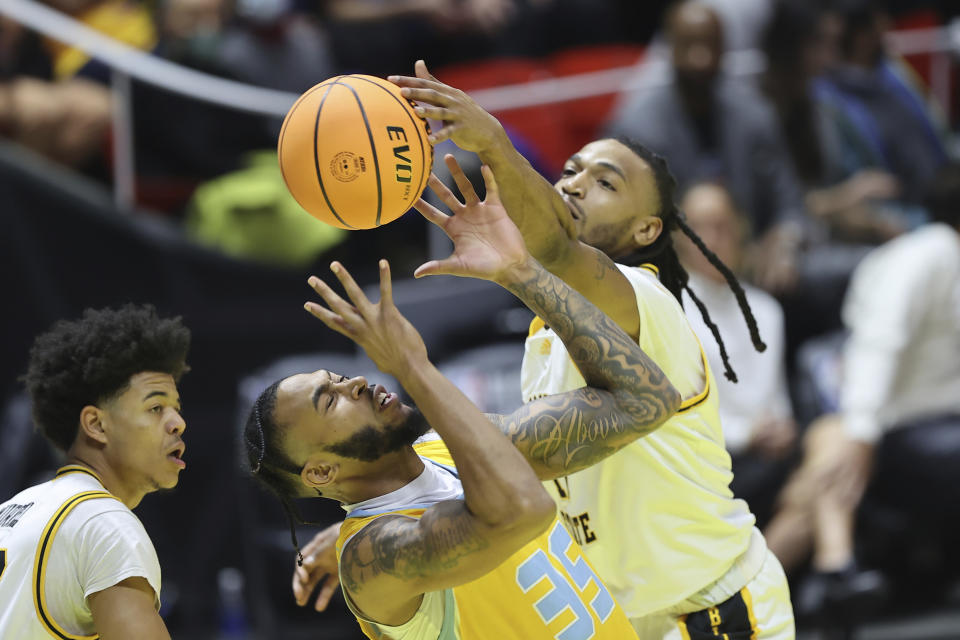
[610,136,766,382]
[243,379,321,566]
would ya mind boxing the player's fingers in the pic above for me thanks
[307,274,347,308]
[425,172,463,211]
[414,256,461,279]
[415,59,440,82]
[378,259,394,309]
[480,164,501,204]
[387,74,447,91]
[314,577,341,612]
[445,154,479,204]
[303,301,353,337]
[428,123,458,145]
[293,565,312,604]
[329,262,373,314]
[412,196,452,230]
[398,86,451,107]
[307,276,362,322]
[413,104,456,122]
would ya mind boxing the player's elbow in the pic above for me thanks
[511,488,557,536]
[616,382,682,435]
[664,385,682,417]
[494,484,556,536]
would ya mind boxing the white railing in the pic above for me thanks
[0,0,955,209]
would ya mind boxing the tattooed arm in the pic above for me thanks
[487,257,681,479]
[337,358,557,625]
[309,262,555,626]
[413,156,681,480]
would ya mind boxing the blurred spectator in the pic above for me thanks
[0,18,111,174]
[605,0,807,295]
[215,0,334,93]
[678,182,796,527]
[761,0,904,245]
[759,0,903,359]
[764,163,960,620]
[129,0,274,206]
[43,0,158,82]
[813,0,951,212]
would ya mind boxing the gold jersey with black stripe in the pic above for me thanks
[0,465,162,639]
[521,263,756,621]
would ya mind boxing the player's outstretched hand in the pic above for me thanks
[304,260,428,378]
[388,60,508,153]
[292,521,342,612]
[414,154,530,284]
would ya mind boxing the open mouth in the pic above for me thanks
[167,443,186,469]
[372,384,397,412]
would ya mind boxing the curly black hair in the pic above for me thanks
[22,304,191,452]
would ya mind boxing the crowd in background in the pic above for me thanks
[2,0,960,635]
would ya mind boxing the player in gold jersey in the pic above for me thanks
[245,166,680,639]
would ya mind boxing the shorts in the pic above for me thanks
[630,529,794,640]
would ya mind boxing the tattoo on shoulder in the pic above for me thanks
[594,252,615,280]
[340,505,489,596]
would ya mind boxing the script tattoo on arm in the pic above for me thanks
[339,504,489,598]
[491,261,682,479]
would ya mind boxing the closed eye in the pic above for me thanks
[598,179,616,191]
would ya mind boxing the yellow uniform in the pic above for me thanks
[522,264,794,638]
[336,436,639,640]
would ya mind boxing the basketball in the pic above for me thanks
[277,74,432,230]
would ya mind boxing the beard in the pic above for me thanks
[324,407,431,462]
[580,217,636,258]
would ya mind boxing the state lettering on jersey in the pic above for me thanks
[0,502,34,528]
[552,477,571,499]
[558,509,597,546]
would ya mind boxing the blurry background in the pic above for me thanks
[2,0,960,638]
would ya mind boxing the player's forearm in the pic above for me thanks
[400,362,554,528]
[479,140,577,268]
[499,257,680,414]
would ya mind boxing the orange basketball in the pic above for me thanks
[278,75,432,229]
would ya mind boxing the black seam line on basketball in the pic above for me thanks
[279,78,343,192]
[334,78,383,226]
[347,76,431,217]
[35,491,113,640]
[313,83,356,229]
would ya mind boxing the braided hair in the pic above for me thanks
[611,137,766,382]
[244,379,320,566]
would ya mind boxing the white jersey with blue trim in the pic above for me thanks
[521,263,756,619]
[0,465,162,640]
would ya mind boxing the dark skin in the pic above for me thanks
[293,160,681,613]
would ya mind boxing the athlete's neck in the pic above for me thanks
[331,448,426,505]
[63,452,145,509]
